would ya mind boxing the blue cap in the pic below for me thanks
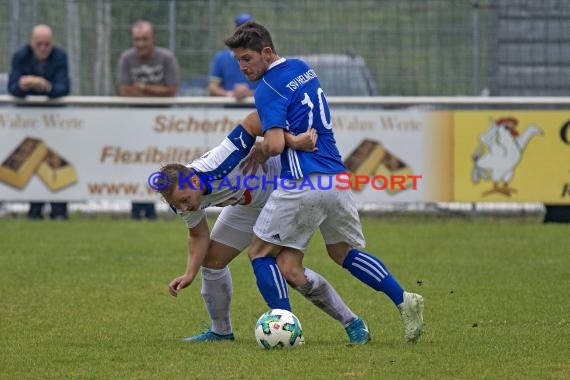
[235,13,254,26]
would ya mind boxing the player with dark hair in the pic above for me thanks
[224,22,424,343]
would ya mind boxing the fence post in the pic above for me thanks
[8,0,21,56]
[471,0,480,96]
[67,0,81,95]
[169,0,176,54]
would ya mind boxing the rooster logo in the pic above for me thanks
[471,117,543,196]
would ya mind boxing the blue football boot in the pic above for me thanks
[181,329,235,343]
[345,317,371,345]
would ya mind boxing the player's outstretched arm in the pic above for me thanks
[168,217,211,297]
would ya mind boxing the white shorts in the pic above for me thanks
[253,174,366,252]
[210,204,260,251]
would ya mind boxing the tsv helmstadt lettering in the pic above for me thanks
[285,69,317,91]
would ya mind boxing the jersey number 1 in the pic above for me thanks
[301,89,332,130]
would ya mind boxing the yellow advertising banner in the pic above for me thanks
[454,111,570,204]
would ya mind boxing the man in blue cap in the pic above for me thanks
[234,13,254,26]
[208,13,257,100]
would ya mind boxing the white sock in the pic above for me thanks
[295,268,357,326]
[201,266,233,335]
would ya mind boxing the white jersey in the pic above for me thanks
[175,135,280,228]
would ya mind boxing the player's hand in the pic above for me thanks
[291,128,318,152]
[168,274,194,297]
[240,141,268,175]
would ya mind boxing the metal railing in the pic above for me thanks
[3,95,570,106]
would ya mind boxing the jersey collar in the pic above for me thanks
[268,57,286,70]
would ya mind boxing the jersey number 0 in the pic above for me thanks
[301,89,332,130]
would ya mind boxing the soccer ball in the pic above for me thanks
[254,309,305,349]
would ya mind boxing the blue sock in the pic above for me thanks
[342,249,404,306]
[251,257,291,310]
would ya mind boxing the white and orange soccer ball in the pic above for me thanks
[254,309,305,349]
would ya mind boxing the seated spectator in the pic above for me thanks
[8,24,70,220]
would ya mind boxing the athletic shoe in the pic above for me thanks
[398,292,424,344]
[345,317,371,345]
[181,330,235,343]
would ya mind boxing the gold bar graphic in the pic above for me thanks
[343,139,386,191]
[0,137,48,189]
[375,150,414,194]
[36,149,78,191]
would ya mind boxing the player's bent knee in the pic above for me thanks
[202,252,231,268]
[202,256,229,269]
[203,241,240,269]
[326,242,352,265]
[279,265,306,287]
[248,235,282,260]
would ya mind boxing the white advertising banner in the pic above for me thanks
[0,107,451,203]
[332,110,452,203]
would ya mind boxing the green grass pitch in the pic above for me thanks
[0,216,568,379]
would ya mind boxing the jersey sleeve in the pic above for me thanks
[180,210,207,229]
[163,51,180,86]
[117,51,132,85]
[209,51,224,81]
[7,49,27,97]
[191,124,255,179]
[254,84,289,133]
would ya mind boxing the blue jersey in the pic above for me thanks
[209,49,257,91]
[254,58,346,179]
